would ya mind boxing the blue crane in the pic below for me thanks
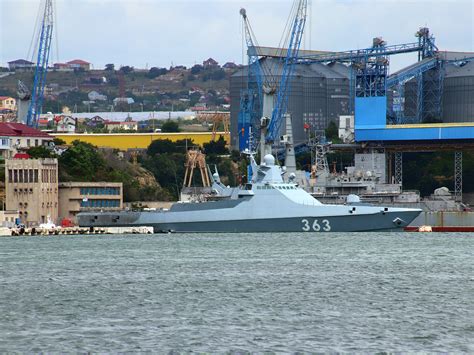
[26,0,54,128]
[238,8,265,152]
[238,0,308,157]
[265,0,307,144]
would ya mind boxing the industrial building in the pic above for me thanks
[230,59,351,149]
[230,53,474,150]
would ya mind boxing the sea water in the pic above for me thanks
[0,232,473,352]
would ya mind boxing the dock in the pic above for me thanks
[0,226,153,237]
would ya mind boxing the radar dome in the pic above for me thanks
[263,154,275,166]
[346,194,361,204]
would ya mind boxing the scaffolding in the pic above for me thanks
[454,151,462,202]
[394,151,403,185]
[183,149,211,188]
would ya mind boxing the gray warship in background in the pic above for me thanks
[77,153,421,233]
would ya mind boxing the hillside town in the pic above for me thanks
[0,57,238,120]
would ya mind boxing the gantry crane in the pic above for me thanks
[196,111,230,141]
[183,149,211,188]
[26,0,54,127]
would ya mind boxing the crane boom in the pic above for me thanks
[266,0,307,143]
[237,8,265,152]
[26,0,54,127]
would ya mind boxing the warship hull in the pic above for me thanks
[77,199,420,233]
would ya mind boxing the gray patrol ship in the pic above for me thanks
[77,154,421,233]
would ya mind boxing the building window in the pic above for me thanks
[27,139,30,147]
[29,169,34,183]
[35,139,38,147]
[34,169,38,183]
[8,169,12,183]
[13,170,17,183]
[19,169,23,183]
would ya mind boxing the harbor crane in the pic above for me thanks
[238,0,308,165]
[26,0,54,127]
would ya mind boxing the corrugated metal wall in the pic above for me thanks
[230,62,351,149]
[443,76,474,123]
[389,61,474,124]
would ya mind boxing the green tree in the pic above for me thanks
[120,65,134,74]
[161,120,180,132]
[203,136,228,155]
[27,146,55,159]
[146,67,168,79]
[147,139,191,156]
[53,137,66,145]
[58,140,107,181]
[105,63,115,71]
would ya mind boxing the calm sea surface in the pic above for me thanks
[0,233,473,352]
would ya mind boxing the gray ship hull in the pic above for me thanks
[77,206,420,233]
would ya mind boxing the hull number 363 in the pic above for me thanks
[301,219,331,232]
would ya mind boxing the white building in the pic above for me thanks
[0,122,54,159]
[88,91,107,101]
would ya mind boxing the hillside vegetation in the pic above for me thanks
[0,63,238,113]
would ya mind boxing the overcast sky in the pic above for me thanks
[1,0,473,72]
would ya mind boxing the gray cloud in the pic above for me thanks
[1,0,472,71]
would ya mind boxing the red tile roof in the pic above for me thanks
[13,153,31,159]
[0,96,14,100]
[67,59,90,65]
[8,59,34,65]
[0,123,52,138]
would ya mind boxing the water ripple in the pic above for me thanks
[0,233,473,352]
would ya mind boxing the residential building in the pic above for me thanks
[88,91,107,101]
[58,182,123,224]
[105,120,138,131]
[0,122,53,159]
[85,116,105,128]
[113,97,135,106]
[223,62,238,70]
[0,96,16,111]
[5,158,59,226]
[8,59,35,71]
[55,116,76,133]
[53,63,73,71]
[66,59,91,71]
[203,58,219,68]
